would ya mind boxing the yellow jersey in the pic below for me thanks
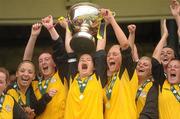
[65,73,103,119]
[103,69,138,119]
[0,94,14,119]
[32,71,68,119]
[136,80,152,117]
[159,80,180,119]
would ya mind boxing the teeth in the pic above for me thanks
[110,62,115,65]
[170,74,176,81]
[171,77,176,80]
[82,64,88,69]
[21,78,28,81]
[171,74,176,77]
[138,69,144,72]
[163,58,169,62]
[43,67,48,70]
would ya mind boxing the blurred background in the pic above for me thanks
[0,0,176,74]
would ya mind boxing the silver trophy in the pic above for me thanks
[67,2,103,53]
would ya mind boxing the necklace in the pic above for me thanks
[38,76,52,95]
[13,82,30,106]
[170,84,180,102]
[105,73,118,109]
[76,75,91,100]
[136,78,152,101]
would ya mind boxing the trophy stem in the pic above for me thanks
[80,22,90,32]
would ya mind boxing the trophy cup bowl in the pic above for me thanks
[67,2,102,54]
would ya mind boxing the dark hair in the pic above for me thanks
[77,52,95,66]
[0,67,9,83]
[162,45,177,58]
[39,49,53,58]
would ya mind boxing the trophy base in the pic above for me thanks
[70,32,96,54]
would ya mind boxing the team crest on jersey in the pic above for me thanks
[51,78,56,83]
[5,105,12,112]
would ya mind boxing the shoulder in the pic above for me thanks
[7,88,17,95]
[4,94,14,103]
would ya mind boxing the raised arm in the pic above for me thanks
[170,0,180,37]
[101,9,129,50]
[41,15,59,41]
[96,26,106,51]
[133,44,139,62]
[96,11,107,51]
[153,19,168,62]
[59,18,77,82]
[170,0,180,58]
[42,15,68,81]
[127,24,139,62]
[101,9,136,80]
[23,23,42,61]
[127,24,136,51]
[59,18,74,53]
[94,32,107,87]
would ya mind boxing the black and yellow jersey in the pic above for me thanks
[65,50,107,119]
[7,82,51,117]
[159,80,180,119]
[136,79,153,117]
[0,93,28,119]
[103,47,138,119]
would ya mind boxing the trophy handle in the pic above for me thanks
[112,11,116,17]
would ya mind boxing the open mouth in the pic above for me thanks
[162,57,169,63]
[82,64,88,70]
[108,61,116,68]
[42,66,49,72]
[169,72,177,81]
[138,69,145,73]
[163,58,168,62]
[43,66,48,70]
[21,77,29,82]
[109,62,115,66]
[170,73,176,78]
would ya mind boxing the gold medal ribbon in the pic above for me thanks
[38,76,52,95]
[105,73,118,100]
[76,75,91,97]
[136,78,152,102]
[170,84,180,103]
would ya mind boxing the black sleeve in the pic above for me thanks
[29,86,52,116]
[139,83,159,119]
[120,47,137,80]
[52,37,68,84]
[94,50,107,88]
[67,52,78,85]
[12,96,28,119]
[151,57,166,90]
[166,19,180,59]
